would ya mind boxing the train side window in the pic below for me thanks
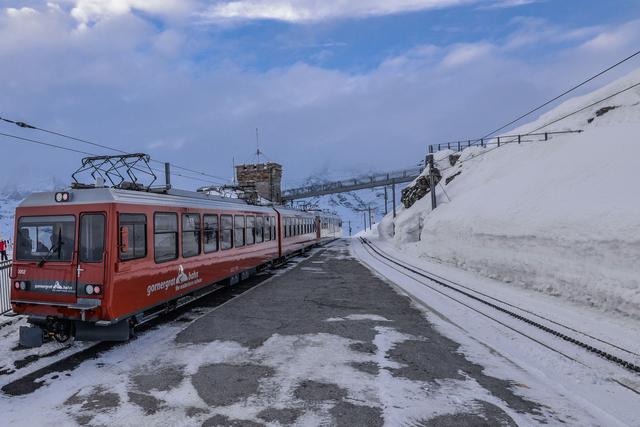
[80,214,105,263]
[271,216,276,240]
[256,216,264,243]
[182,214,201,258]
[120,214,147,261]
[154,213,178,263]
[204,214,219,253]
[246,216,255,245]
[270,216,275,240]
[234,215,245,247]
[221,215,233,250]
[264,217,271,241]
[284,218,289,238]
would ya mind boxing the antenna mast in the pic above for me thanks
[255,127,263,164]
[232,156,236,185]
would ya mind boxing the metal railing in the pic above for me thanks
[427,130,582,153]
[0,261,12,314]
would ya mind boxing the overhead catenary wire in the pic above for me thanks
[478,48,640,140]
[0,131,221,186]
[424,48,640,151]
[0,115,231,184]
[432,79,640,171]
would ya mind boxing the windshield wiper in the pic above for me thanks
[38,231,63,267]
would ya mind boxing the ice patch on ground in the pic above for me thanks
[325,314,391,323]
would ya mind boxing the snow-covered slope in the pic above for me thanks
[376,68,640,319]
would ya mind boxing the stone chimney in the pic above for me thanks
[235,162,282,203]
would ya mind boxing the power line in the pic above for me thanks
[449,80,640,167]
[0,131,95,156]
[0,115,231,183]
[526,81,640,134]
[479,48,640,140]
[0,131,221,186]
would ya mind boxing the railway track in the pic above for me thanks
[358,237,640,377]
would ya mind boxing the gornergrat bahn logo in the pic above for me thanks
[31,280,75,294]
[146,265,201,297]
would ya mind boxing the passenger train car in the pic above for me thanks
[10,188,341,346]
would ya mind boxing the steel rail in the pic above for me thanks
[360,238,640,375]
[365,243,640,359]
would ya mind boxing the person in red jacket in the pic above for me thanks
[0,240,8,261]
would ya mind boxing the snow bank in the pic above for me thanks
[377,68,640,319]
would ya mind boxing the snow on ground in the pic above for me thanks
[0,246,564,426]
[376,67,640,320]
[351,237,640,426]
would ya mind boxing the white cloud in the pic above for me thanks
[1,4,639,189]
[479,0,543,9]
[200,0,476,23]
[441,42,494,67]
[6,7,39,18]
[63,0,192,27]
[503,17,601,50]
[581,20,640,51]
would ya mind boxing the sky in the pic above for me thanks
[0,0,639,191]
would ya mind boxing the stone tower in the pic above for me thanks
[235,162,282,203]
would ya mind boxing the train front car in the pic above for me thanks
[10,187,281,347]
[11,190,112,346]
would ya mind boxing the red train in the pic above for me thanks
[10,187,341,346]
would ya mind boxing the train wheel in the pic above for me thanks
[128,320,137,339]
[50,319,73,343]
[53,331,71,343]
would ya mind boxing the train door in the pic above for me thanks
[76,213,107,300]
[315,216,321,239]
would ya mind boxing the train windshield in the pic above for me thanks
[16,215,76,262]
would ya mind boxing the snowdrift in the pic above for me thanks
[377,68,640,319]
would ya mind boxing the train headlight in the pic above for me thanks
[54,192,71,203]
[19,281,27,290]
[93,286,101,294]
[14,282,20,290]
[85,284,94,295]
